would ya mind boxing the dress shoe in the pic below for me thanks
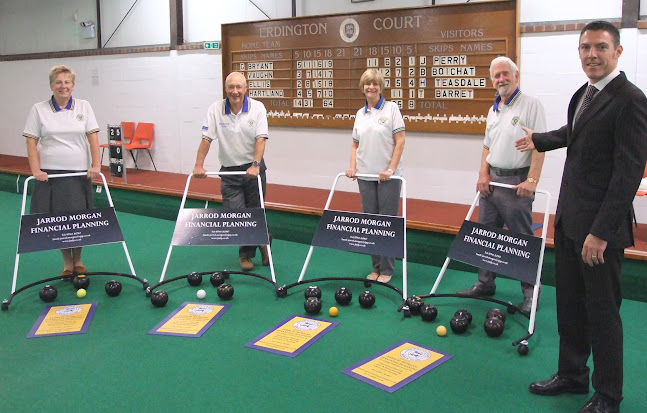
[239,257,254,271]
[579,393,620,413]
[456,284,495,297]
[520,296,534,313]
[529,374,589,396]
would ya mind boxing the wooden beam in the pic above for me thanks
[170,0,184,50]
[622,0,639,28]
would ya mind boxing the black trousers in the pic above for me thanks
[554,224,624,402]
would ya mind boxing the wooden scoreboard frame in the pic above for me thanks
[221,0,518,134]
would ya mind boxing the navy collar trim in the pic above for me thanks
[493,88,520,112]
[50,95,74,112]
[364,96,385,113]
[224,95,249,114]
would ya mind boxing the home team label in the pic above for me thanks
[222,0,517,133]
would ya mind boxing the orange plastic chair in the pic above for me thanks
[100,121,135,165]
[124,122,157,171]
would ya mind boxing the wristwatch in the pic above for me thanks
[527,177,538,184]
[252,160,260,167]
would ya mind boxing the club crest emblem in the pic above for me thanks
[511,116,520,126]
[76,115,84,121]
[340,18,360,43]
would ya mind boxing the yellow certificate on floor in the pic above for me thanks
[149,302,230,337]
[342,341,453,393]
[246,315,339,357]
[27,302,97,338]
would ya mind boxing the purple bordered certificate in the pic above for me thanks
[246,315,339,357]
[342,340,453,393]
[148,302,230,338]
[27,302,98,338]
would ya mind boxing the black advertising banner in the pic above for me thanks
[311,210,405,258]
[447,220,542,285]
[171,208,270,246]
[18,208,124,254]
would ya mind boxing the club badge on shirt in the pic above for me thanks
[378,117,388,125]
[511,116,520,126]
[76,115,84,121]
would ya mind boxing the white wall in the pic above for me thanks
[184,0,293,43]
[0,0,97,54]
[100,0,170,48]
[3,0,647,219]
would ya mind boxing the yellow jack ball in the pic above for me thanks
[77,288,87,298]
[436,325,447,337]
[329,307,339,317]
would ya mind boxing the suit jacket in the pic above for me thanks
[533,72,647,248]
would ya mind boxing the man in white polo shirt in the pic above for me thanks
[193,71,269,271]
[456,56,546,313]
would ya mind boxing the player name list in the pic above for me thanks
[222,0,517,133]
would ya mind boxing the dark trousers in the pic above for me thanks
[477,170,534,296]
[357,179,401,276]
[554,224,624,402]
[220,162,266,258]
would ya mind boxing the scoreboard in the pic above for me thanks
[221,0,518,134]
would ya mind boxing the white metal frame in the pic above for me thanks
[429,182,551,336]
[298,173,408,298]
[159,172,275,283]
[11,172,137,294]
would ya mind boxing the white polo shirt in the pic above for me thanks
[201,96,268,167]
[352,97,405,180]
[23,97,100,171]
[484,89,547,169]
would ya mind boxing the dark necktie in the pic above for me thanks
[574,85,598,125]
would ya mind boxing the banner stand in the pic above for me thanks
[274,173,408,305]
[150,172,276,298]
[2,172,146,311]
[422,182,551,355]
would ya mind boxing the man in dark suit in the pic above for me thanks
[515,21,647,413]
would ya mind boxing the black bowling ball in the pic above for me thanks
[450,316,469,334]
[406,296,424,315]
[484,317,505,337]
[39,285,58,303]
[210,272,225,287]
[304,286,322,300]
[217,283,234,300]
[358,291,375,308]
[420,304,438,322]
[151,290,168,308]
[304,297,322,315]
[187,272,203,286]
[334,287,352,306]
[454,309,473,324]
[72,275,90,290]
[104,280,122,297]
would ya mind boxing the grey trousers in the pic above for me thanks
[220,162,266,258]
[476,170,535,297]
[357,178,401,276]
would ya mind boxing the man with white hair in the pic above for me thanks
[456,56,546,313]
